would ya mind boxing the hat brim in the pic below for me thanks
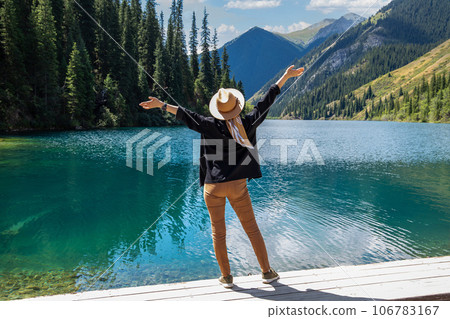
[209,88,245,120]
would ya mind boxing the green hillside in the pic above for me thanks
[276,19,334,46]
[325,39,450,123]
[347,40,449,101]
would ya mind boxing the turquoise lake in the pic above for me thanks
[1,120,449,299]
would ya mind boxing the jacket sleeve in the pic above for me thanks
[175,105,213,134]
[244,84,281,129]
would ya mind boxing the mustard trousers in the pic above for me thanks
[203,178,270,276]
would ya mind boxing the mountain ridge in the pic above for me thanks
[249,0,450,121]
[220,13,363,97]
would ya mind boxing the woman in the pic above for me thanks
[140,65,304,288]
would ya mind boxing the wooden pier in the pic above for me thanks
[30,256,450,301]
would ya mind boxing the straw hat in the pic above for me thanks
[209,88,245,120]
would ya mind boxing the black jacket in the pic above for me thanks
[176,84,281,186]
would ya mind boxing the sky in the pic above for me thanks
[154,0,393,47]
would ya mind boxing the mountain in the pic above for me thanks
[250,0,450,120]
[308,13,363,46]
[276,19,335,46]
[220,13,364,98]
[219,27,304,97]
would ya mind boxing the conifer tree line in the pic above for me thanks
[0,0,242,131]
[286,71,450,123]
[365,72,450,122]
[279,42,450,123]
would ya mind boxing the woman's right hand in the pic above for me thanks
[276,65,305,89]
[139,97,164,110]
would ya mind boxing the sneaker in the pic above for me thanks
[219,274,233,288]
[262,267,279,284]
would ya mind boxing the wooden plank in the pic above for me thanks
[30,259,450,301]
[75,257,450,300]
[80,262,450,301]
[236,277,450,301]
[28,256,450,301]
[84,260,450,301]
[147,268,450,301]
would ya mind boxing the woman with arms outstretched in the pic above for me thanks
[140,65,304,288]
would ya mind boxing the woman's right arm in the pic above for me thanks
[140,97,212,134]
[140,97,178,115]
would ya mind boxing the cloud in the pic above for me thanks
[307,0,392,16]
[216,24,241,46]
[264,21,311,34]
[217,24,238,34]
[263,25,287,33]
[225,0,282,10]
[287,21,311,33]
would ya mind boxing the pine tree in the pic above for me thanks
[31,0,60,126]
[174,0,193,106]
[431,72,437,96]
[138,67,150,100]
[189,11,199,80]
[64,42,94,128]
[150,32,172,125]
[420,76,428,94]
[138,0,159,85]
[76,0,96,61]
[231,75,237,88]
[220,46,231,88]
[94,0,120,82]
[62,0,82,71]
[130,0,141,31]
[370,100,375,119]
[198,7,213,96]
[98,73,125,127]
[165,0,179,101]
[49,0,65,83]
[237,80,245,98]
[0,0,32,129]
[159,11,165,37]
[442,71,447,89]
[118,0,138,124]
[152,36,169,99]
[211,28,221,91]
[367,85,374,99]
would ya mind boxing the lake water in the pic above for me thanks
[1,120,449,300]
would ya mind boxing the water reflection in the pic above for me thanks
[0,121,449,299]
